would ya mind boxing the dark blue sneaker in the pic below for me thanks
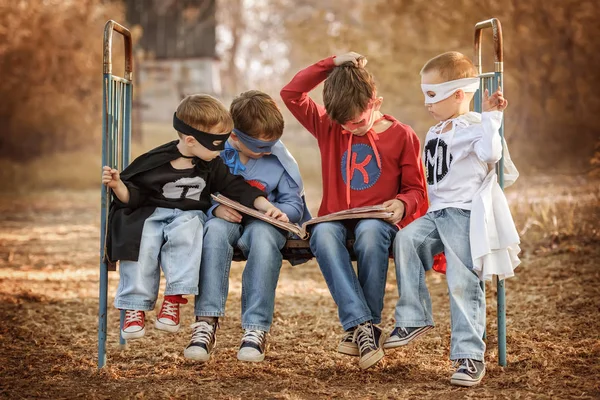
[237,330,267,362]
[337,326,359,356]
[383,325,433,349]
[354,321,386,369]
[184,321,218,362]
[451,359,486,387]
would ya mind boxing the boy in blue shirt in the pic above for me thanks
[184,90,310,362]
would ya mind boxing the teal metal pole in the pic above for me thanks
[98,74,111,369]
[495,70,507,367]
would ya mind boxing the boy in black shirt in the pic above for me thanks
[102,94,288,340]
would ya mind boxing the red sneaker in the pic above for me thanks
[121,310,145,340]
[155,296,186,333]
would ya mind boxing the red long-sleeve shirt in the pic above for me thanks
[280,56,426,226]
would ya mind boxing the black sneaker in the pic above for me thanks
[383,326,433,349]
[337,327,359,356]
[237,330,267,362]
[451,359,486,387]
[354,321,385,369]
[183,321,218,362]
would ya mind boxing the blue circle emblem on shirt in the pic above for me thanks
[341,143,381,190]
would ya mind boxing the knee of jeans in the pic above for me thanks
[447,273,476,300]
[393,229,413,252]
[309,223,343,252]
[204,218,239,243]
[355,221,392,251]
[241,222,285,249]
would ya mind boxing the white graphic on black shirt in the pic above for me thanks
[162,177,206,201]
[424,139,453,185]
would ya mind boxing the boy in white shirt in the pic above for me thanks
[385,51,509,387]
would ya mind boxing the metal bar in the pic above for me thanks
[103,20,133,80]
[481,280,486,340]
[98,74,111,369]
[473,18,507,367]
[99,20,134,369]
[119,309,127,349]
[495,70,507,367]
[123,84,132,166]
[474,18,504,75]
[497,277,507,366]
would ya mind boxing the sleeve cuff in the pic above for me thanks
[482,110,503,122]
[395,195,415,220]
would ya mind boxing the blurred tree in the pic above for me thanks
[0,0,124,160]
[273,0,600,173]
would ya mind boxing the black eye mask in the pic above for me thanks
[173,113,231,151]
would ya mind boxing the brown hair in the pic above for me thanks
[229,90,284,140]
[175,94,233,136]
[323,62,377,125]
[420,51,478,81]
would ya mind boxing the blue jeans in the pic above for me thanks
[309,219,398,331]
[195,218,287,332]
[114,207,206,311]
[393,208,485,361]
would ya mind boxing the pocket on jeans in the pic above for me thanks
[456,208,471,217]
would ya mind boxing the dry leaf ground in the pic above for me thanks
[0,176,598,399]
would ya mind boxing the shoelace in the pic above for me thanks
[160,301,178,318]
[242,330,266,346]
[353,323,376,354]
[453,358,477,374]
[124,310,143,325]
[342,329,355,343]
[190,321,215,344]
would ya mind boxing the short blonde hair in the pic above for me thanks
[421,51,478,81]
[175,94,233,135]
[230,90,284,140]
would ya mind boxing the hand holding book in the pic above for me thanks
[211,194,394,239]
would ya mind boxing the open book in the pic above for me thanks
[211,194,394,239]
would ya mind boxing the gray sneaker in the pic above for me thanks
[337,327,359,356]
[237,330,268,362]
[354,321,385,370]
[383,326,433,349]
[183,321,218,362]
[450,359,486,387]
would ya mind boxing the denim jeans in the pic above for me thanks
[114,207,206,311]
[393,208,486,361]
[194,218,287,332]
[309,219,398,331]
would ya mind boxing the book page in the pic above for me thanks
[302,205,394,228]
[211,194,308,239]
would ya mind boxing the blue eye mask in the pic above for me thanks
[233,128,279,154]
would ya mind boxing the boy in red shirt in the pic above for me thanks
[281,52,426,369]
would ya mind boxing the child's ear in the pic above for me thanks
[185,135,196,147]
[455,90,465,102]
[374,96,384,110]
[230,132,239,142]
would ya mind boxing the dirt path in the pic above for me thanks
[0,183,599,399]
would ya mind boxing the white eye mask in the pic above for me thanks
[421,77,480,104]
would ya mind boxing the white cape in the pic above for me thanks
[470,139,521,281]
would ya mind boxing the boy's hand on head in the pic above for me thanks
[383,199,405,225]
[265,206,289,223]
[334,52,367,68]
[102,166,121,189]
[214,205,243,223]
[483,87,509,112]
